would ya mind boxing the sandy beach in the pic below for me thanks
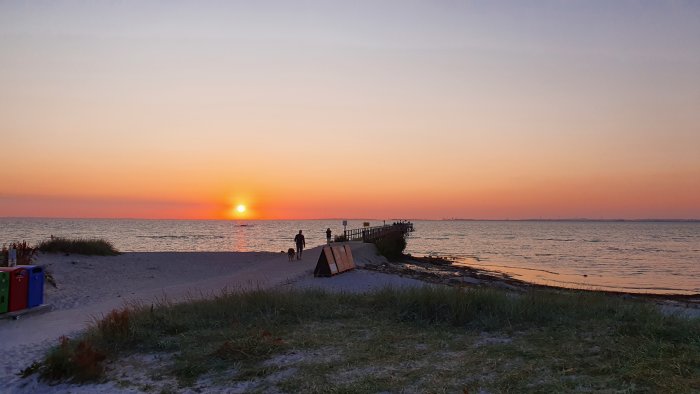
[1,242,426,393]
[3,242,699,393]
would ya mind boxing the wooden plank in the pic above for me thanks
[0,304,52,320]
[343,245,356,269]
[331,246,347,272]
[324,247,339,275]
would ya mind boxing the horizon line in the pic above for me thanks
[1,216,699,223]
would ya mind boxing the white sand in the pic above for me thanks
[1,242,423,393]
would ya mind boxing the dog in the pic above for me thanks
[287,248,295,262]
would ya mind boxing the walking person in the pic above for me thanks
[294,230,305,260]
[326,228,332,244]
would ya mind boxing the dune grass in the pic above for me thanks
[36,237,120,256]
[29,286,700,392]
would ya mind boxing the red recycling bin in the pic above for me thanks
[0,267,29,312]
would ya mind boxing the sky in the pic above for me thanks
[1,1,699,220]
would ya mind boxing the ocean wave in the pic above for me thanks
[542,278,695,294]
[137,235,224,239]
[457,262,561,276]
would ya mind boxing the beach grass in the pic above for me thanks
[31,286,700,392]
[37,237,120,256]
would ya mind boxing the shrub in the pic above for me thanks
[36,309,132,383]
[372,231,407,261]
[37,237,120,256]
[1,241,38,266]
[40,336,106,382]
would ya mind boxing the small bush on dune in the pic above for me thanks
[372,231,407,261]
[40,336,106,383]
[37,237,120,256]
[1,241,38,266]
[36,309,133,382]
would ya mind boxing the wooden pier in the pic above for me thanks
[343,221,414,243]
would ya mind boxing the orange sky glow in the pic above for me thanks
[1,2,699,220]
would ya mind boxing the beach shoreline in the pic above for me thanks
[367,255,700,317]
[392,254,700,298]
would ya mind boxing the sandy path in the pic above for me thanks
[0,246,323,388]
[39,251,280,311]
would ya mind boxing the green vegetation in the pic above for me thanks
[1,241,38,266]
[372,231,407,260]
[29,286,700,392]
[37,237,120,256]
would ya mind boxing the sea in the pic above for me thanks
[1,218,698,295]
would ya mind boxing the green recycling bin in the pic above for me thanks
[0,271,8,314]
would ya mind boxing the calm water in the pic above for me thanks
[1,218,698,295]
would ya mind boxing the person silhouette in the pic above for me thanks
[326,228,332,244]
[294,230,305,260]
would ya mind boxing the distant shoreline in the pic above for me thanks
[439,218,700,223]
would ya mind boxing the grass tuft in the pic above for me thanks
[41,336,106,383]
[37,237,120,256]
[211,329,287,361]
[96,308,132,345]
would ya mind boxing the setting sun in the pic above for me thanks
[236,204,246,213]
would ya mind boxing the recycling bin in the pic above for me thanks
[0,271,8,314]
[20,265,45,308]
[0,267,28,312]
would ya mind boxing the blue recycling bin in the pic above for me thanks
[19,265,44,308]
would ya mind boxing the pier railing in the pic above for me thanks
[343,221,414,243]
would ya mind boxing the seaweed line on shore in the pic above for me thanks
[361,255,700,308]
